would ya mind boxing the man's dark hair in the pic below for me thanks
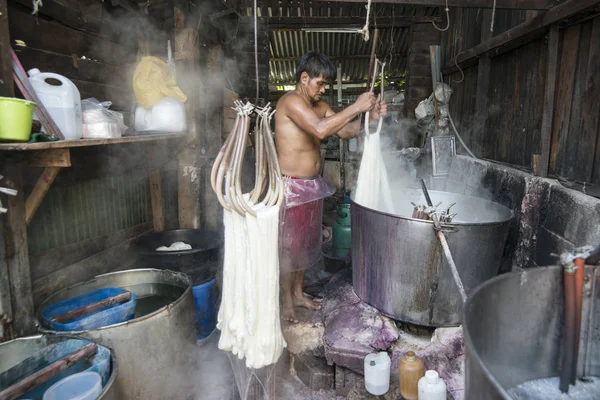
[295,51,336,83]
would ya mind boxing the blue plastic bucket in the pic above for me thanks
[192,279,218,340]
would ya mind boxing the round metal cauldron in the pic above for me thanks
[131,229,222,284]
[37,269,197,400]
[464,265,600,399]
[0,335,118,399]
[352,189,513,327]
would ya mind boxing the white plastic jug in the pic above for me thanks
[418,370,447,400]
[364,352,391,396]
[28,68,83,140]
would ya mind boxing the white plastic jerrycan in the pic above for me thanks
[418,370,447,400]
[28,68,83,140]
[364,352,391,396]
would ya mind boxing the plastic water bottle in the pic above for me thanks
[28,68,83,140]
[418,370,447,400]
[364,352,391,395]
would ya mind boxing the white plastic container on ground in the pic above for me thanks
[418,370,447,400]
[364,352,391,396]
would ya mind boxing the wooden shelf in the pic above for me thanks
[0,132,189,151]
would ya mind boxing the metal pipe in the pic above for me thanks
[560,265,576,393]
[572,258,586,384]
[420,179,467,303]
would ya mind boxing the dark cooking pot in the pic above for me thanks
[131,229,222,285]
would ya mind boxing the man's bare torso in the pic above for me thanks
[275,92,329,178]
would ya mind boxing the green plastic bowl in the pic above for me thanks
[0,97,36,142]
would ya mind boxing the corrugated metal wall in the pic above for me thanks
[27,166,178,256]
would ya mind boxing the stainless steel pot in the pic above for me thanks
[37,269,197,400]
[0,334,118,399]
[464,265,600,399]
[352,189,513,326]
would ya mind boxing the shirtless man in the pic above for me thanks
[275,51,387,322]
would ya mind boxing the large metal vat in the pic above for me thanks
[0,335,118,399]
[37,269,197,400]
[352,189,513,326]
[464,265,600,399]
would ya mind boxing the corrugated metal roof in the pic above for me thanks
[231,1,440,85]
[268,28,411,84]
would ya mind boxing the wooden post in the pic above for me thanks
[473,10,494,158]
[175,0,202,230]
[1,157,36,338]
[537,24,559,177]
[200,44,225,231]
[149,168,165,232]
[0,0,13,97]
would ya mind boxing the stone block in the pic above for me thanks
[335,364,364,397]
[543,184,600,246]
[292,352,334,391]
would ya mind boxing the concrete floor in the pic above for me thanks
[195,330,341,400]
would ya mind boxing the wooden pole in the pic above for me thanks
[50,292,132,324]
[0,0,13,97]
[25,167,61,224]
[1,157,36,337]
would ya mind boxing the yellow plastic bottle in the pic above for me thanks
[399,351,425,400]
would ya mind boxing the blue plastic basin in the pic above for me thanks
[192,279,218,340]
[0,339,111,400]
[41,287,136,331]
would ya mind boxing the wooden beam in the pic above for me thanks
[28,149,71,168]
[270,54,405,62]
[442,0,600,74]
[537,24,559,177]
[1,158,36,337]
[12,0,113,38]
[265,16,438,29]
[25,167,61,225]
[0,0,12,97]
[315,0,559,9]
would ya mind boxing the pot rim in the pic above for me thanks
[351,191,514,227]
[37,268,192,334]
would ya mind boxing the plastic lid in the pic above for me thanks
[405,351,416,362]
[425,370,439,384]
[28,68,41,76]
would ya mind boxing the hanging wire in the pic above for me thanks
[490,0,497,34]
[253,0,259,104]
[432,0,450,32]
[452,50,466,83]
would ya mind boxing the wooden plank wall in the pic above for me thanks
[7,0,168,116]
[442,8,600,185]
[404,23,440,118]
[1,1,181,309]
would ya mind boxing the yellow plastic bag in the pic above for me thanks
[133,56,187,108]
